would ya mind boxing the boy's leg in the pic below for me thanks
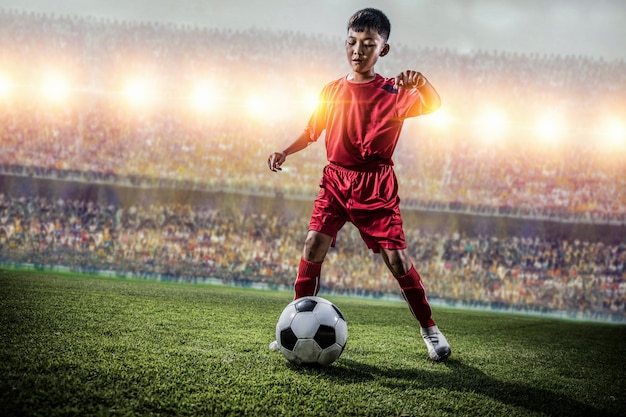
[395,265,436,329]
[271,258,322,350]
[396,266,451,361]
[294,258,322,298]
[270,230,332,351]
[294,230,334,298]
[380,248,436,328]
[380,249,451,361]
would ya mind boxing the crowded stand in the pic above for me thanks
[1,10,625,321]
[1,9,625,223]
[0,193,624,321]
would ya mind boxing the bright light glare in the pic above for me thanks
[41,74,69,102]
[246,95,265,116]
[534,113,566,142]
[301,90,319,114]
[475,108,508,141]
[246,93,286,120]
[603,118,625,147]
[422,107,453,130]
[0,74,13,98]
[191,83,218,111]
[123,79,156,105]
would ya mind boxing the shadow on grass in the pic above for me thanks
[315,358,619,417]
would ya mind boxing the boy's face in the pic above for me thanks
[345,28,389,81]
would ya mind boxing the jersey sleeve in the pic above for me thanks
[395,86,424,119]
[303,81,336,142]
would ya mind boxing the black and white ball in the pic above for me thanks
[275,296,348,366]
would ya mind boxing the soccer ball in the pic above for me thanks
[275,296,348,366]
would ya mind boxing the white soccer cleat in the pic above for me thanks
[269,340,280,351]
[421,325,451,361]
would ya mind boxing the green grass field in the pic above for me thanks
[1,269,625,417]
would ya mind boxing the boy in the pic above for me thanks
[267,8,450,361]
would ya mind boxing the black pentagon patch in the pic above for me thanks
[314,325,336,349]
[280,328,298,350]
[295,298,317,312]
[332,305,345,321]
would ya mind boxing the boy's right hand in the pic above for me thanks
[267,151,286,172]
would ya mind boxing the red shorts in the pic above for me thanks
[309,163,406,253]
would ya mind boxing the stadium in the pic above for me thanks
[1,2,625,416]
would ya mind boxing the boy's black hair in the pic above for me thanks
[347,8,391,42]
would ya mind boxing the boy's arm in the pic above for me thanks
[395,71,441,114]
[267,130,312,172]
[416,75,441,114]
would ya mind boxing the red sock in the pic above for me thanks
[395,266,436,328]
[294,258,322,299]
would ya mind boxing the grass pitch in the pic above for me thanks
[1,269,624,417]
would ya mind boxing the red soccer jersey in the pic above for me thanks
[304,74,424,168]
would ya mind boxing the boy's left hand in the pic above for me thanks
[394,70,424,90]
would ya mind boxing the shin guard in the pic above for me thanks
[396,266,436,328]
[294,258,322,299]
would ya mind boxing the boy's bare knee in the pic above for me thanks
[381,248,413,277]
[302,231,332,262]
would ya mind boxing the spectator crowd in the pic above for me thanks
[1,9,625,223]
[1,193,624,322]
[0,10,625,321]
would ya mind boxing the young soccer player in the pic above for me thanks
[267,8,451,361]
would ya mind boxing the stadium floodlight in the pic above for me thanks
[246,93,288,120]
[300,90,320,114]
[245,91,295,121]
[422,107,453,130]
[0,74,13,98]
[603,118,625,148]
[41,73,69,103]
[534,112,566,143]
[245,95,265,116]
[191,83,218,112]
[475,107,508,142]
[123,78,156,106]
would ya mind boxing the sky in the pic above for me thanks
[0,0,625,61]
